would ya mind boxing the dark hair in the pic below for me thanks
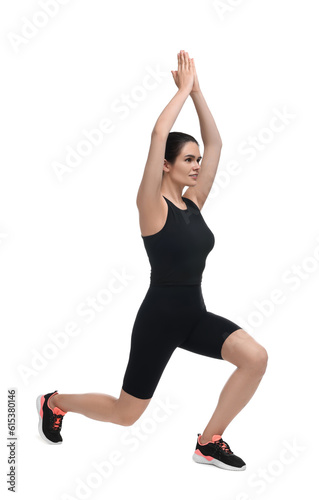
[163,131,199,176]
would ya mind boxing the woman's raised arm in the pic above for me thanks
[136,51,194,205]
[183,56,223,210]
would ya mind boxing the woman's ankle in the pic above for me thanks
[199,435,212,445]
[49,394,59,410]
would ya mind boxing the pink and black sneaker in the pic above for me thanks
[193,434,246,471]
[36,390,67,444]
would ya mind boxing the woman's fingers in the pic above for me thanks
[180,50,184,69]
[183,50,188,69]
[185,51,190,70]
[179,50,191,71]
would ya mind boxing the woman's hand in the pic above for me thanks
[171,50,194,94]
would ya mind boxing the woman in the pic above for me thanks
[37,50,268,471]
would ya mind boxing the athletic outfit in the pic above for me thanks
[122,195,242,400]
[37,195,246,470]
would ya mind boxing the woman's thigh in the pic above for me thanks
[178,310,242,360]
[121,333,178,400]
[121,299,183,400]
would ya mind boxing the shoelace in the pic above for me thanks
[50,413,64,432]
[214,438,233,454]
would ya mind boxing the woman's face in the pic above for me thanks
[164,142,202,186]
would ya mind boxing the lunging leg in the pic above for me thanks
[200,329,268,444]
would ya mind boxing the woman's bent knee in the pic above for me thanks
[110,404,141,427]
[256,346,268,374]
[114,414,139,427]
[110,389,152,426]
[248,346,268,376]
[222,329,268,376]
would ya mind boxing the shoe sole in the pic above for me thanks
[192,452,246,471]
[36,394,62,445]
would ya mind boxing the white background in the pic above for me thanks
[1,0,318,498]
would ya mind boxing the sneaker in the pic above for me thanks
[192,433,246,471]
[36,390,67,445]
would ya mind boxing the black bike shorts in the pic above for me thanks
[122,284,242,399]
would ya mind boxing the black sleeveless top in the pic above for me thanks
[141,195,215,286]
